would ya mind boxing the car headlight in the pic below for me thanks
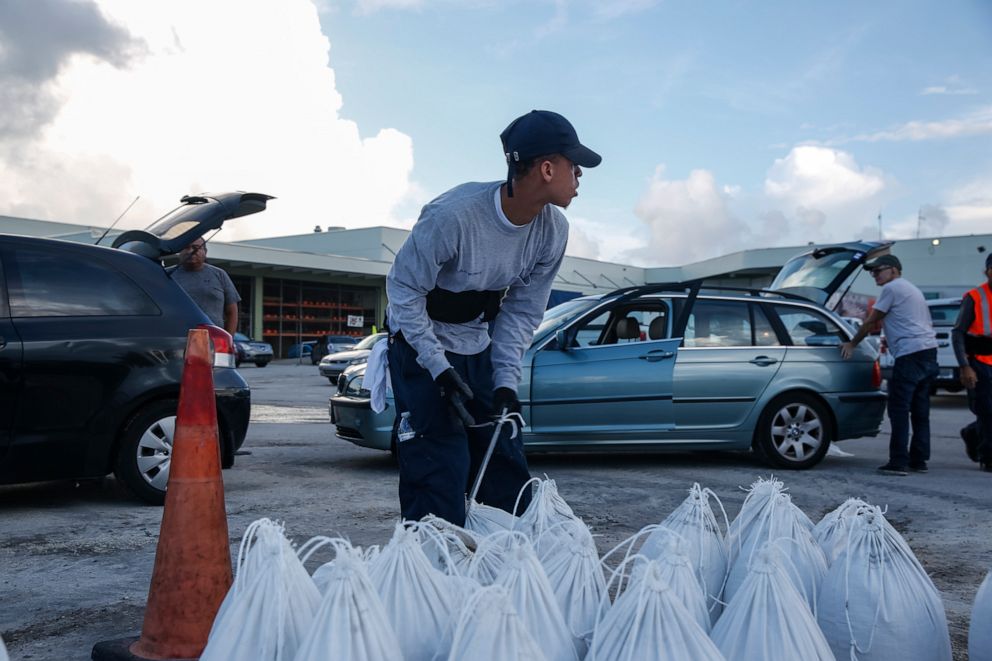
[236,342,249,351]
[348,357,368,366]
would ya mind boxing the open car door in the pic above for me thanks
[112,191,274,259]
[768,240,893,310]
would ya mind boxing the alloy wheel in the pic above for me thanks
[769,403,823,462]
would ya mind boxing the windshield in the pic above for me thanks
[534,297,600,342]
[354,333,385,350]
[929,303,960,326]
[773,249,857,290]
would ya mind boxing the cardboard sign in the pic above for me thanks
[347,315,364,328]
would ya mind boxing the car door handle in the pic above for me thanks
[639,350,675,362]
[749,356,778,366]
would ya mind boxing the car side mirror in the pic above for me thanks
[555,329,571,352]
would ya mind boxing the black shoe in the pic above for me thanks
[877,463,908,476]
[961,423,980,462]
[909,461,928,473]
[980,462,992,473]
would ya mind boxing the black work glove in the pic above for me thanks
[493,387,521,417]
[435,368,475,426]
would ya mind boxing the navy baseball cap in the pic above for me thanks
[500,110,601,196]
[864,254,902,272]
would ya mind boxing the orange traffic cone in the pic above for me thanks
[92,329,232,660]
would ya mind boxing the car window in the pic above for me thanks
[684,300,752,347]
[6,248,160,318]
[753,305,780,346]
[775,305,846,346]
[928,303,959,327]
[569,301,669,347]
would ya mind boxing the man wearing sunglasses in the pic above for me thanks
[172,237,241,335]
[841,254,938,476]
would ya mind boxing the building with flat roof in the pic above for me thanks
[4,214,989,357]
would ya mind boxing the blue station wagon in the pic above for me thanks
[330,242,890,469]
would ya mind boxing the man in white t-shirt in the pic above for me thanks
[842,254,938,475]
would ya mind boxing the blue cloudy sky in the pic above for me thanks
[0,0,989,266]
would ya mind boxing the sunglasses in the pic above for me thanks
[869,266,892,276]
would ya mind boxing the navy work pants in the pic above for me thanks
[887,347,938,468]
[387,333,532,526]
[970,358,992,463]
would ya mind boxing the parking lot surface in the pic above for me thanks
[0,361,986,659]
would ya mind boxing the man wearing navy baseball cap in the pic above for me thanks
[384,110,600,525]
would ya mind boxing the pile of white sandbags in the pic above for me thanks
[204,477,963,661]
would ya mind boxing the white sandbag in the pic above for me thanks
[202,519,321,661]
[445,585,547,661]
[640,483,729,623]
[588,556,726,661]
[516,477,588,555]
[308,543,380,595]
[368,523,458,661]
[489,535,580,661]
[816,506,951,661]
[711,544,835,661]
[537,520,606,654]
[0,633,8,661]
[631,534,711,632]
[724,489,827,614]
[420,515,478,577]
[971,569,992,661]
[468,530,528,585]
[814,498,870,565]
[294,540,403,661]
[727,477,813,565]
[465,499,519,537]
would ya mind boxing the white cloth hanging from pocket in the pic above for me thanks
[365,339,391,413]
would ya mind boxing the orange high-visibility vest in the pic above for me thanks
[967,282,992,365]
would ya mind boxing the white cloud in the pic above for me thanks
[354,0,422,14]
[0,0,417,241]
[764,145,885,210]
[628,166,745,265]
[921,74,978,96]
[593,0,660,20]
[941,176,992,234]
[840,105,992,143]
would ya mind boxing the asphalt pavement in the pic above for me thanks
[0,361,984,660]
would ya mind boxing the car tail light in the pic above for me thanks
[197,324,236,368]
[871,359,882,389]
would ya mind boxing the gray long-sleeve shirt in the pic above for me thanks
[386,181,568,391]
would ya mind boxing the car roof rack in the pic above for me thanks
[602,281,815,304]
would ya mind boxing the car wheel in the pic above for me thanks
[753,393,831,470]
[255,360,269,367]
[114,400,178,505]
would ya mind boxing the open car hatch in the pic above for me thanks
[769,240,893,309]
[112,191,274,259]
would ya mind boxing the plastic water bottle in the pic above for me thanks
[397,412,416,442]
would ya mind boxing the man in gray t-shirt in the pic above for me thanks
[171,238,241,334]
[842,254,938,475]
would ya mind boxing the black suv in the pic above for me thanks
[0,192,272,504]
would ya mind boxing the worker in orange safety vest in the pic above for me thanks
[953,252,992,471]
